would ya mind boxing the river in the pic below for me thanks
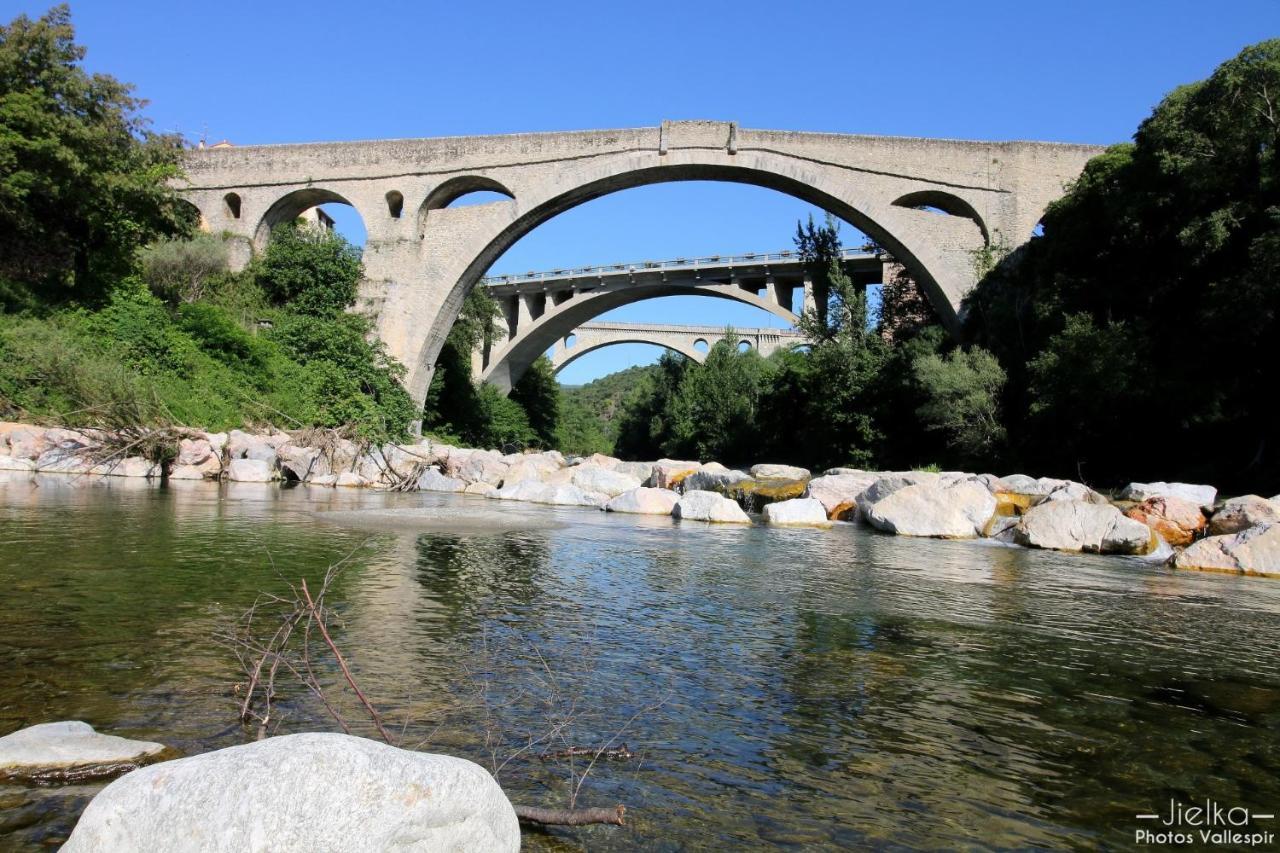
[2,475,1279,850]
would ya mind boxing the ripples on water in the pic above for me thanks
[2,475,1279,850]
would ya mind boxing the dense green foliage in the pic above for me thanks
[0,8,414,440]
[0,268,416,439]
[256,223,363,317]
[0,6,190,308]
[966,39,1280,490]
[609,217,1002,470]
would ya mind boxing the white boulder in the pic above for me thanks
[683,465,752,493]
[763,498,830,527]
[650,459,701,489]
[1014,500,1154,554]
[1174,523,1280,577]
[571,465,642,498]
[61,732,519,853]
[0,721,166,782]
[858,476,996,538]
[417,468,466,493]
[0,456,36,472]
[335,472,367,488]
[673,490,751,524]
[750,463,811,481]
[493,479,555,503]
[606,487,680,515]
[1209,495,1280,536]
[803,471,879,519]
[545,484,608,508]
[1121,481,1217,509]
[176,438,213,466]
[614,460,655,482]
[226,458,274,483]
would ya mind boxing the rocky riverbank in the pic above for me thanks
[2,421,1277,577]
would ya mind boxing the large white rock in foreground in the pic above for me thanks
[858,476,996,538]
[606,487,680,515]
[763,498,831,527]
[62,732,520,853]
[0,721,166,782]
[1174,523,1280,577]
[673,490,751,524]
[1014,500,1154,554]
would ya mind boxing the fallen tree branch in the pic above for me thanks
[539,744,634,762]
[513,803,626,827]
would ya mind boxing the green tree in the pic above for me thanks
[254,223,362,316]
[965,39,1280,489]
[794,214,888,469]
[913,346,1007,465]
[0,5,189,306]
[509,355,560,448]
[141,233,229,305]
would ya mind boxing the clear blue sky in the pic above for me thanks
[6,0,1276,382]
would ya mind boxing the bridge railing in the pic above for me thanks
[481,246,876,287]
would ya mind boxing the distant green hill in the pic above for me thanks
[557,363,662,455]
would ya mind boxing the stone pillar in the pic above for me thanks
[765,275,781,309]
[800,276,815,317]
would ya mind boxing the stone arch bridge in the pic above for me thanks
[542,321,807,375]
[475,247,875,390]
[178,120,1104,406]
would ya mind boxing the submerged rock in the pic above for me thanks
[1174,523,1280,577]
[858,476,996,538]
[1121,481,1217,510]
[763,498,830,527]
[0,721,167,783]
[1014,500,1155,555]
[1209,495,1280,536]
[1123,496,1207,547]
[673,490,751,524]
[61,732,519,853]
[606,487,680,515]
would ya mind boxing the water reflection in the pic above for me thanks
[2,481,1280,850]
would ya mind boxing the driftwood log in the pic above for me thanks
[514,803,626,826]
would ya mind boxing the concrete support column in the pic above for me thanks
[517,295,535,335]
[502,297,519,341]
[800,276,815,317]
[765,275,780,309]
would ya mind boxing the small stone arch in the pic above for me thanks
[693,338,710,353]
[892,190,989,243]
[418,176,516,235]
[223,192,242,220]
[173,198,206,232]
[737,339,752,353]
[385,190,404,219]
[254,187,364,250]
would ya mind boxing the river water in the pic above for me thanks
[2,475,1279,850]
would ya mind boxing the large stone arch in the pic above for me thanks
[412,157,986,402]
[480,280,798,391]
[553,337,705,375]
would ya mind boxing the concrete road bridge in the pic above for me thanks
[178,120,1104,405]
[475,247,875,390]
[543,320,808,375]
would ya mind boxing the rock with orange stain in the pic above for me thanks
[1124,496,1207,547]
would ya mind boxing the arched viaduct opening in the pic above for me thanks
[415,162,983,401]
